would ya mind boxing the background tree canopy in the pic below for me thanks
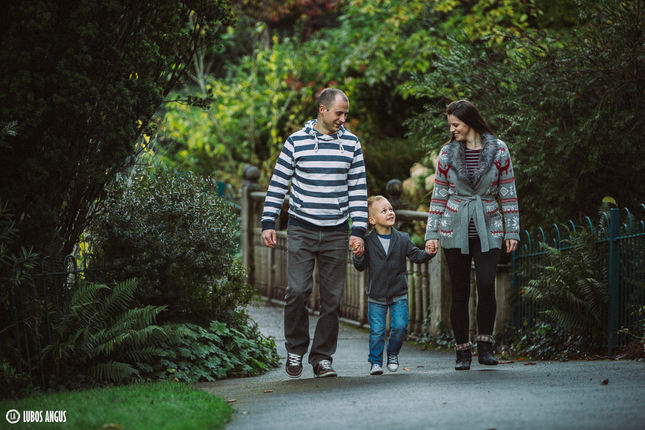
[157,0,644,228]
[0,0,233,255]
[2,0,643,255]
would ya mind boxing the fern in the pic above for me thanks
[42,279,187,384]
[522,230,609,340]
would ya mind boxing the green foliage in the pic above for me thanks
[158,31,316,185]
[1,202,40,397]
[90,166,257,326]
[0,0,234,255]
[521,230,609,341]
[0,201,39,286]
[42,279,186,385]
[505,323,599,361]
[159,0,574,197]
[141,315,280,382]
[0,360,40,400]
[409,0,645,227]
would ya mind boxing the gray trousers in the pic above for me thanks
[285,225,348,365]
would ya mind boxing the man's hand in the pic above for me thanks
[425,239,438,256]
[505,239,518,253]
[349,236,364,257]
[262,229,277,248]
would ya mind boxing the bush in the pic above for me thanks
[90,167,257,326]
[141,315,280,382]
[505,323,602,361]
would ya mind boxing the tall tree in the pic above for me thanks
[409,0,645,227]
[0,0,233,255]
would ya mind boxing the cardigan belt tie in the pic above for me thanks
[458,194,490,254]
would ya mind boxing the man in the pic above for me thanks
[261,88,368,378]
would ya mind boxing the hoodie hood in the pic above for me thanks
[304,119,346,153]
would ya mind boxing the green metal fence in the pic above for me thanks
[511,205,645,353]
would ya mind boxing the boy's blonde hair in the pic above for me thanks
[367,195,388,218]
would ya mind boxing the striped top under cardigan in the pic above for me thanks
[261,119,368,238]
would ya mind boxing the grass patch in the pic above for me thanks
[0,382,233,429]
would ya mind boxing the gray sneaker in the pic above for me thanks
[387,355,399,372]
[313,360,337,378]
[285,353,303,378]
[370,363,383,375]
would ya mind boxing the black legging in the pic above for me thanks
[443,238,500,345]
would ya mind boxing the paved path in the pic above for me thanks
[195,301,645,430]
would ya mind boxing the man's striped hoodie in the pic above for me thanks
[261,119,368,238]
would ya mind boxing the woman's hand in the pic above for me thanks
[425,239,438,255]
[505,239,518,253]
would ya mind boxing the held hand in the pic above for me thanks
[262,229,277,248]
[349,236,364,257]
[425,239,438,256]
[505,239,518,253]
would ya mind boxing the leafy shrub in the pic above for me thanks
[504,323,602,361]
[521,230,608,341]
[0,201,39,286]
[408,0,645,227]
[42,279,186,386]
[90,167,257,326]
[1,201,40,398]
[0,360,40,400]
[141,315,280,382]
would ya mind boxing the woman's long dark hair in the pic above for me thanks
[446,100,495,143]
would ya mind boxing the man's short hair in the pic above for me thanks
[317,88,348,110]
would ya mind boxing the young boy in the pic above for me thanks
[352,196,436,375]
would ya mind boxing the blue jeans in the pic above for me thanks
[368,300,409,365]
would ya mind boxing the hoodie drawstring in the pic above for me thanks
[308,120,345,153]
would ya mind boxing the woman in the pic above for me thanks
[425,100,520,370]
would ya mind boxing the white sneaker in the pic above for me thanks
[370,363,383,375]
[387,355,399,372]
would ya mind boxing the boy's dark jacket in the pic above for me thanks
[353,228,433,301]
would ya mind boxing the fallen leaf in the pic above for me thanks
[518,357,526,361]
[498,360,514,364]
[403,367,411,371]
[601,379,609,385]
[227,399,237,403]
[264,390,273,393]
[524,362,537,366]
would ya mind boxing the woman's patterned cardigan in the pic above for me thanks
[425,133,520,254]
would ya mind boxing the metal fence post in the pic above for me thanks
[608,208,620,354]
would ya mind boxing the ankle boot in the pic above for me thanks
[455,349,472,371]
[477,341,498,365]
